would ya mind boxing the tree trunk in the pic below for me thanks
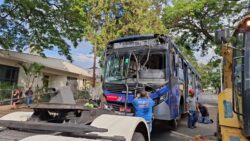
[92,44,96,88]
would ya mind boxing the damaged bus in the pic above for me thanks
[102,34,201,128]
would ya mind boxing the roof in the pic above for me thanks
[0,49,92,79]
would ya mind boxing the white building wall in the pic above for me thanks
[33,75,43,89]
[49,75,67,89]
[0,57,90,91]
[0,57,18,67]
[18,67,27,88]
[77,79,84,90]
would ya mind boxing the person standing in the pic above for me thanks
[186,88,198,129]
[25,87,33,106]
[132,90,155,133]
[12,89,21,109]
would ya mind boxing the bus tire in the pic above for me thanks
[169,119,178,130]
[132,132,146,141]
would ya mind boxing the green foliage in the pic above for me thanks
[176,38,198,67]
[0,82,13,101]
[0,0,86,61]
[74,90,90,100]
[19,62,44,76]
[162,0,247,54]
[18,62,44,88]
[77,0,166,55]
[196,60,220,91]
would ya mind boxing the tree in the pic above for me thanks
[78,0,166,55]
[195,59,221,93]
[74,0,166,87]
[0,0,86,61]
[162,0,247,55]
[18,62,44,89]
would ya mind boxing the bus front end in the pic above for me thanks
[102,34,180,122]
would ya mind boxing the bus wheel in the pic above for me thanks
[169,119,178,130]
[132,132,145,141]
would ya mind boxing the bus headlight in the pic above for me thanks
[246,20,250,26]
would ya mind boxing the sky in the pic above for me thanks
[194,48,216,64]
[44,40,97,69]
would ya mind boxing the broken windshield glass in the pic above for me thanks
[105,53,130,83]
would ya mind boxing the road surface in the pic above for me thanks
[151,94,218,141]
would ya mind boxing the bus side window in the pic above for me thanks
[170,48,177,77]
[178,58,184,81]
[188,69,193,88]
[192,73,196,89]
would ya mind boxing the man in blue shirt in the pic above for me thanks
[132,90,155,132]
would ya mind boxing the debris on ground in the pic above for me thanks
[189,135,215,141]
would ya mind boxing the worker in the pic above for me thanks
[132,90,155,133]
[198,103,214,124]
[186,88,198,129]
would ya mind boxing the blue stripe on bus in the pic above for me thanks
[103,84,170,103]
[149,85,169,99]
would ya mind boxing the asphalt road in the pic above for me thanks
[151,94,218,141]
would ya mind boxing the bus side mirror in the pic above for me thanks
[215,28,230,44]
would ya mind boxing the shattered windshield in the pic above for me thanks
[128,52,166,82]
[104,50,166,84]
[105,53,130,82]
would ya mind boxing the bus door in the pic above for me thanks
[178,58,185,114]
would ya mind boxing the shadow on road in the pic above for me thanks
[151,120,190,141]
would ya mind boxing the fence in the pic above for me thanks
[0,88,92,105]
[0,89,12,105]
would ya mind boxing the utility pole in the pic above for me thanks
[92,43,96,88]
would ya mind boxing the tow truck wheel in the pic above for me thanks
[132,132,145,141]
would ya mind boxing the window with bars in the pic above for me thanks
[0,64,19,85]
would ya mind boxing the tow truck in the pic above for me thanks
[214,14,250,141]
[0,87,150,141]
